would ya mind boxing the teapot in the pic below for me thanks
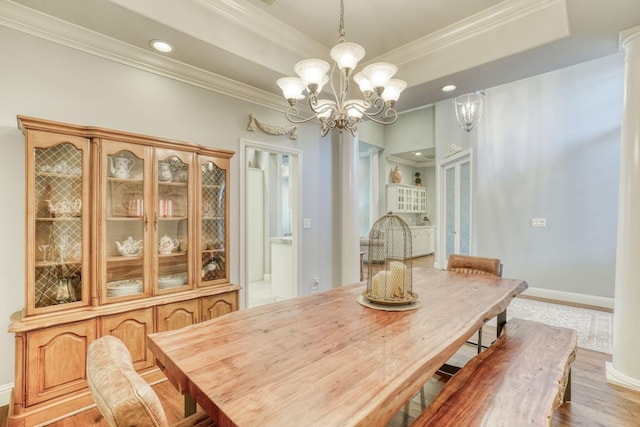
[109,155,135,179]
[115,236,143,256]
[47,199,82,217]
[158,235,179,254]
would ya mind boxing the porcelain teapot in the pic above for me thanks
[115,236,143,256]
[158,235,179,254]
[109,155,135,179]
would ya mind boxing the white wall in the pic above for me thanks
[0,26,337,395]
[436,53,623,299]
[385,106,435,155]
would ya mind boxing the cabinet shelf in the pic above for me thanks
[106,255,143,262]
[107,177,143,183]
[158,181,187,187]
[158,251,188,258]
[36,172,81,179]
[107,216,143,221]
[35,217,81,221]
[35,261,81,268]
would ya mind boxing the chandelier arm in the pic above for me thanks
[284,106,320,124]
[361,109,399,125]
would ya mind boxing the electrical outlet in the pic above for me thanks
[531,218,547,227]
[311,277,319,289]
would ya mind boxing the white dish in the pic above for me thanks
[158,273,187,289]
[107,279,143,297]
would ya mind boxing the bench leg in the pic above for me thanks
[497,309,507,337]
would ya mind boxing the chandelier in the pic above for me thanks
[276,0,407,137]
[454,91,485,132]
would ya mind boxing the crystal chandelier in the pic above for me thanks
[454,91,485,132]
[276,0,407,137]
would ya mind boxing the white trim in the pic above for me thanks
[240,139,302,309]
[386,155,436,168]
[606,362,640,392]
[371,0,566,65]
[0,382,13,406]
[522,287,614,310]
[0,0,284,112]
[437,148,473,268]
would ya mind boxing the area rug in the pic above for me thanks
[489,298,613,354]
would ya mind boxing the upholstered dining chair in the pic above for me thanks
[448,254,503,354]
[87,335,216,427]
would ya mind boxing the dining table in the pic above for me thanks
[147,267,528,427]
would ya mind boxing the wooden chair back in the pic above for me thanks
[448,254,502,277]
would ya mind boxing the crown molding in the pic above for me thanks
[369,0,567,66]
[196,0,328,59]
[0,0,287,112]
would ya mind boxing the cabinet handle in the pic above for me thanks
[144,213,148,231]
[154,213,158,230]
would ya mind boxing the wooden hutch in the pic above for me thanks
[7,116,240,426]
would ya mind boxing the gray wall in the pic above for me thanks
[436,53,623,297]
[0,26,337,390]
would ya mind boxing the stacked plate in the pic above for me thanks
[158,273,187,290]
[107,279,143,297]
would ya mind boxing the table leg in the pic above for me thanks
[185,393,196,417]
[497,309,507,337]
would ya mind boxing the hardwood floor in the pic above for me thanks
[2,255,640,426]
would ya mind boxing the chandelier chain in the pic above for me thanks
[338,0,345,43]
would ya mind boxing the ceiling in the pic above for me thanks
[3,0,639,119]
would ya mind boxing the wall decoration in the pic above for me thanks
[445,144,463,158]
[247,114,298,140]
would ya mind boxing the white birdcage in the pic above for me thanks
[364,212,417,305]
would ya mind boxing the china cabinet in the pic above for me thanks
[7,116,239,427]
[387,183,427,213]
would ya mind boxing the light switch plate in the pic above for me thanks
[531,218,547,227]
[303,218,311,229]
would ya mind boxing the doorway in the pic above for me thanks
[240,140,301,309]
[437,149,472,268]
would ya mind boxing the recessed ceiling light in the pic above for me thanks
[149,39,174,53]
[441,85,456,92]
[414,152,422,156]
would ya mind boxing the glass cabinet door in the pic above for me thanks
[100,142,150,302]
[198,156,229,285]
[28,132,90,315]
[155,151,193,293]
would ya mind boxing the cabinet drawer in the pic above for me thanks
[26,320,96,406]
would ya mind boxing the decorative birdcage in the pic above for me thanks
[364,212,417,305]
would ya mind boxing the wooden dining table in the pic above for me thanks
[147,267,528,427]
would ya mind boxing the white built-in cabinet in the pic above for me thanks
[410,226,435,257]
[387,184,427,213]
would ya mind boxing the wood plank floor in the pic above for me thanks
[2,255,640,426]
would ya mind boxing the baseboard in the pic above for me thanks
[606,362,640,392]
[522,287,613,310]
[0,382,13,406]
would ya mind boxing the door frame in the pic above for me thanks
[239,139,302,309]
[436,148,473,269]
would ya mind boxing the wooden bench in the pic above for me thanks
[413,318,577,427]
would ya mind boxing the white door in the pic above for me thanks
[439,150,472,267]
